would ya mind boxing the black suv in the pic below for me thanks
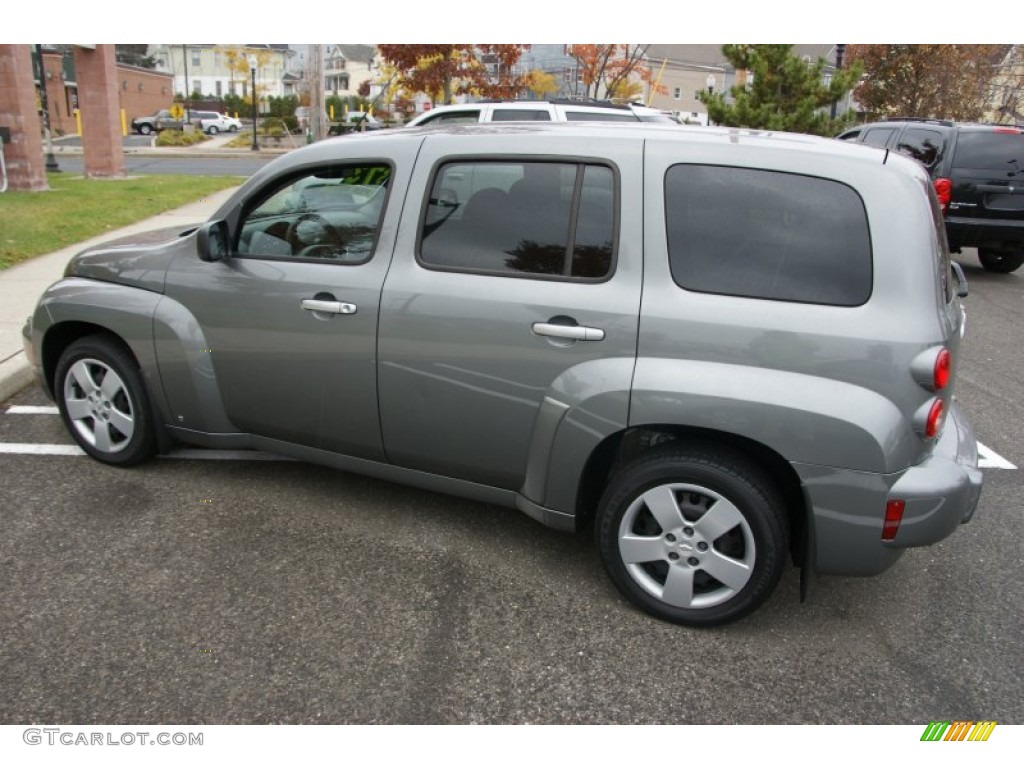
[838,119,1024,273]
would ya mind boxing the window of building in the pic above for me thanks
[673,87,681,99]
[191,49,201,67]
[237,164,391,263]
[665,165,872,306]
[419,161,616,280]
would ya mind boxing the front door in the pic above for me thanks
[164,148,415,459]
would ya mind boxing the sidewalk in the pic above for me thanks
[0,185,240,403]
[52,130,299,158]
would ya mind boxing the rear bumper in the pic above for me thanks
[795,401,982,577]
[946,215,1024,249]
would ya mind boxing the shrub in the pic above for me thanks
[155,129,210,147]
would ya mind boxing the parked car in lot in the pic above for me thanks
[194,111,242,135]
[405,99,678,127]
[838,119,1024,273]
[130,109,184,135]
[22,123,982,626]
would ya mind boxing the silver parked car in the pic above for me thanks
[22,123,983,626]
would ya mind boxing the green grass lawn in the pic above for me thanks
[0,173,244,270]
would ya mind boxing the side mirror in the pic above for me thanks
[197,220,229,262]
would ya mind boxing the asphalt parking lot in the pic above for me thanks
[0,251,1021,726]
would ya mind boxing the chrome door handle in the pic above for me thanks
[301,299,357,315]
[531,322,605,341]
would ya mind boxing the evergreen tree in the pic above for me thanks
[700,45,862,136]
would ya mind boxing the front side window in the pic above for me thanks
[237,164,390,263]
[862,127,895,148]
[420,160,616,280]
[665,165,872,306]
[419,110,480,126]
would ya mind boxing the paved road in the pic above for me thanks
[53,154,275,177]
[0,250,1020,725]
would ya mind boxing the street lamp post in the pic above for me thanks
[830,44,847,120]
[249,55,259,151]
[705,74,717,127]
[35,45,60,172]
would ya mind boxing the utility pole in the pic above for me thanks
[309,44,326,142]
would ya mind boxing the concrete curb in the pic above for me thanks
[0,352,33,404]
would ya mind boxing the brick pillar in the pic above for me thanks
[72,45,125,179]
[0,44,48,191]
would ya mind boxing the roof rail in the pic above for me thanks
[891,117,956,127]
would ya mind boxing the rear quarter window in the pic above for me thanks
[951,130,1024,170]
[665,165,872,306]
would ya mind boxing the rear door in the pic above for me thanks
[377,132,643,490]
[948,127,1024,221]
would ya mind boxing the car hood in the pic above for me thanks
[64,224,200,293]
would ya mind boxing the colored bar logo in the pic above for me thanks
[921,721,997,741]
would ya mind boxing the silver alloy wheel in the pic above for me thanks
[617,483,755,609]
[62,358,136,453]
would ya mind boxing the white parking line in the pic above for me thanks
[6,405,60,415]
[977,442,1017,470]
[5,407,1016,469]
[0,443,292,461]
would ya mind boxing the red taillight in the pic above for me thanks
[993,127,1022,134]
[934,348,951,391]
[882,500,905,541]
[925,398,945,439]
[934,177,952,214]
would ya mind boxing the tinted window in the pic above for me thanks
[491,109,551,122]
[420,161,615,279]
[952,130,1024,170]
[665,165,872,306]
[420,110,480,126]
[566,111,639,122]
[238,164,390,263]
[897,127,946,169]
[862,128,895,148]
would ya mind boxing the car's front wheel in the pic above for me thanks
[55,336,157,466]
[138,123,153,136]
[978,247,1024,274]
[595,445,788,627]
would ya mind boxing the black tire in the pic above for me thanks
[978,248,1024,274]
[54,335,157,467]
[595,445,788,627]
[138,123,153,136]
[206,125,218,135]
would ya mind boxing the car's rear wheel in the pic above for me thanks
[207,125,219,135]
[595,445,788,627]
[55,336,157,466]
[978,247,1024,274]
[138,124,153,136]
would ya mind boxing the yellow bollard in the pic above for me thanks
[74,109,82,136]
[120,108,127,137]
[330,104,334,121]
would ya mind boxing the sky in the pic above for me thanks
[5,1,1017,44]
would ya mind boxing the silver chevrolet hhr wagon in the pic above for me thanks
[23,123,983,626]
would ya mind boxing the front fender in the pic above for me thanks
[36,278,168,419]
